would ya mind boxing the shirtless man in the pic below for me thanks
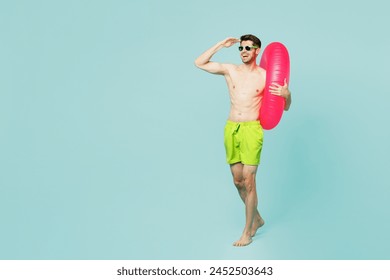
[194,34,291,246]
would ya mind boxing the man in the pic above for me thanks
[194,34,291,246]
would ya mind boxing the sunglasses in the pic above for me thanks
[238,45,259,52]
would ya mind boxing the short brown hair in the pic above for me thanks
[240,34,261,48]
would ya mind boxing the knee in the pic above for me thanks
[233,176,244,189]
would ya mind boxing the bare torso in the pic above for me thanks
[223,64,266,122]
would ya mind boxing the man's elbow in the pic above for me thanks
[284,101,291,111]
[194,59,204,69]
[284,94,291,111]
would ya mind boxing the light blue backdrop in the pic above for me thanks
[1,0,389,259]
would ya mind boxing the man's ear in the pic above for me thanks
[256,48,261,55]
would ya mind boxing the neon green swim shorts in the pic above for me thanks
[224,120,264,166]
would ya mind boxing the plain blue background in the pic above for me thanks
[1,0,389,259]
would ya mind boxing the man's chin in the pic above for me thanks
[241,57,253,63]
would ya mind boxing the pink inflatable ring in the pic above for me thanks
[259,42,290,130]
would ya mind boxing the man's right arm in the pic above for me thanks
[194,37,239,75]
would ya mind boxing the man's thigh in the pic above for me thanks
[242,164,258,179]
[230,162,244,180]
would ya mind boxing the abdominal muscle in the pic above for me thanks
[228,93,263,122]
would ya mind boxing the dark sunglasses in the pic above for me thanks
[238,45,259,52]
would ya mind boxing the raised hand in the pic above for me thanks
[221,37,240,48]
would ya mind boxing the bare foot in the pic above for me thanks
[233,234,252,247]
[251,217,265,237]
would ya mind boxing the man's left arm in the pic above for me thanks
[269,79,292,111]
[284,88,291,111]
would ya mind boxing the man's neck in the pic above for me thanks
[241,61,258,71]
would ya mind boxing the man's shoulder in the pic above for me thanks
[257,66,266,78]
[258,66,266,73]
[218,63,239,76]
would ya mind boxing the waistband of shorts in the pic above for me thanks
[226,120,261,127]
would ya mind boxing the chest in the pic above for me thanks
[229,71,265,92]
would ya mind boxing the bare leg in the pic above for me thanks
[230,163,264,246]
[230,163,264,237]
